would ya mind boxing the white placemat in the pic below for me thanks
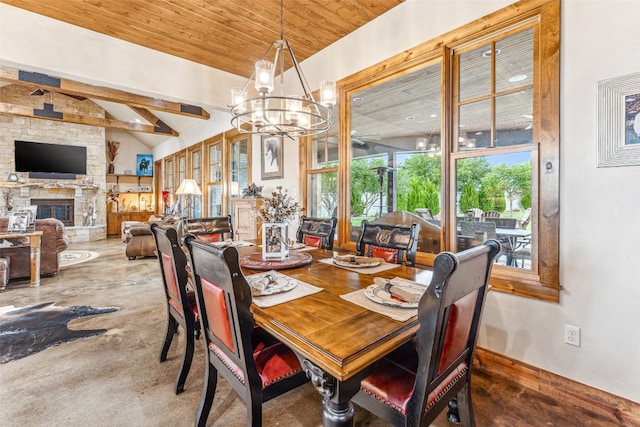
[246,272,323,308]
[340,275,432,322]
[319,257,401,274]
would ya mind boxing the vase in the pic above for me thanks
[108,163,115,174]
[261,223,289,260]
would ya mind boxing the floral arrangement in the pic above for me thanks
[107,140,120,163]
[255,186,302,224]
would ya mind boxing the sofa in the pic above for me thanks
[0,217,70,280]
[125,215,233,260]
[125,215,181,260]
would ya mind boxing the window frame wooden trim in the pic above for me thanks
[304,0,560,302]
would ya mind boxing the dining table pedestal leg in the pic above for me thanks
[302,359,375,427]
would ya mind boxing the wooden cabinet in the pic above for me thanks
[106,174,154,212]
[106,174,155,237]
[107,211,154,237]
[231,198,262,241]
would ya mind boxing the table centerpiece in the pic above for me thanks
[255,186,301,260]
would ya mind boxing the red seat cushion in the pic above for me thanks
[208,337,302,387]
[371,246,399,263]
[304,235,323,248]
[196,233,222,243]
[359,358,468,414]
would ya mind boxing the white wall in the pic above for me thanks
[105,129,151,175]
[2,0,640,403]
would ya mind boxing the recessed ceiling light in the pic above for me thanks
[482,48,501,58]
[429,114,438,118]
[508,74,528,82]
[406,116,415,120]
[352,97,364,102]
[521,114,533,119]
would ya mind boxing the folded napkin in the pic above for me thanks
[249,276,271,296]
[373,277,422,303]
[333,255,385,266]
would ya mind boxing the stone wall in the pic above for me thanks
[0,84,107,240]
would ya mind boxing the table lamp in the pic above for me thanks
[176,179,202,219]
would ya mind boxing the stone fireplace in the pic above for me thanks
[31,198,75,226]
[1,85,107,242]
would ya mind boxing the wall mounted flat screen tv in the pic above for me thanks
[15,140,87,179]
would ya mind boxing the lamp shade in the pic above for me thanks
[176,179,202,195]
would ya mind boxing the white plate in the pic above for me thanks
[363,283,424,309]
[333,255,381,268]
[247,275,297,296]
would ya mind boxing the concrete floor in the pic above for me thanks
[0,238,619,426]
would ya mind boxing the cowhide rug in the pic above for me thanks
[0,302,119,363]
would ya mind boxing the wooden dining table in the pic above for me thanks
[238,245,433,427]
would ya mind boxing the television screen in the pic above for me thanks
[15,140,87,177]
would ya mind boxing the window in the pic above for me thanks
[305,0,560,301]
[204,137,223,217]
[307,99,340,219]
[188,145,202,218]
[229,135,250,199]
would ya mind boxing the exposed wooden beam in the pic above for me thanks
[0,102,179,136]
[129,106,179,136]
[0,67,210,120]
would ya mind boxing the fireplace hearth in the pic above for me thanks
[31,199,74,226]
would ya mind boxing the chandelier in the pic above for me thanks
[229,0,336,138]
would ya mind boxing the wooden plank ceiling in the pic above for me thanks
[1,0,404,79]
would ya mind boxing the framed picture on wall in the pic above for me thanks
[136,154,153,176]
[261,136,283,180]
[597,72,640,167]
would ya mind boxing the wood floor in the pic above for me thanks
[0,237,625,426]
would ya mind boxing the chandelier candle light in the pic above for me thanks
[229,0,336,139]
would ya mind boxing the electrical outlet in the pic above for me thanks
[564,324,581,347]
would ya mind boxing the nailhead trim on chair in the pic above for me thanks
[424,363,468,411]
[209,342,303,388]
[359,362,468,414]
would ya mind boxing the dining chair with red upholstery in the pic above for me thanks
[184,234,309,427]
[150,223,201,395]
[295,215,338,250]
[177,215,234,244]
[352,239,501,426]
[356,220,420,266]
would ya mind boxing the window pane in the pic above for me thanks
[459,99,491,150]
[312,100,339,169]
[230,137,249,198]
[495,89,533,147]
[495,28,533,93]
[308,171,337,217]
[459,43,492,101]
[395,151,442,254]
[455,152,533,270]
[208,184,222,216]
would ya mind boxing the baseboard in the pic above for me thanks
[474,347,640,426]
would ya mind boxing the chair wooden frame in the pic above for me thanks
[295,215,337,250]
[352,240,501,426]
[184,235,309,427]
[178,215,233,243]
[150,223,200,394]
[356,220,420,266]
